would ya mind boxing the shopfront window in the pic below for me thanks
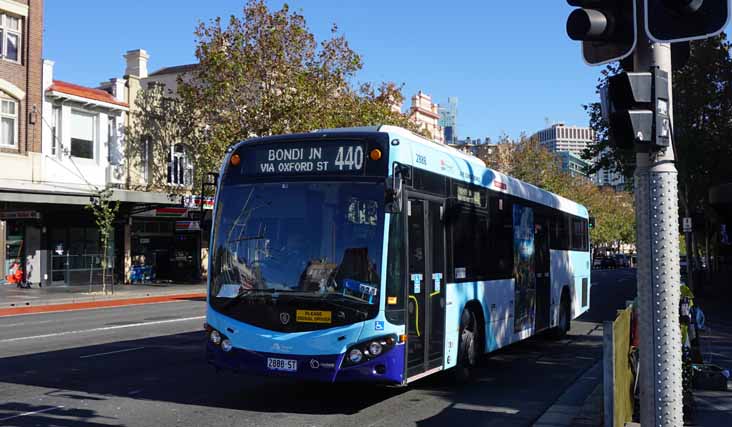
[3,221,23,283]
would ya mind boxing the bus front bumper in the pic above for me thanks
[206,341,404,384]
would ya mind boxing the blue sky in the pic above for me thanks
[45,1,621,141]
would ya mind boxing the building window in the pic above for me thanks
[168,144,192,187]
[70,110,95,159]
[141,137,150,183]
[1,96,17,147]
[51,106,61,155]
[1,13,21,63]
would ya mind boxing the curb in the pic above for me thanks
[533,360,603,426]
[0,293,206,317]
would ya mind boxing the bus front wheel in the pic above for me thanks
[454,307,481,382]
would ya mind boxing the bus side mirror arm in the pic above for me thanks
[385,164,404,214]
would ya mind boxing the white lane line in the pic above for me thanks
[0,405,65,422]
[80,346,146,359]
[0,319,57,328]
[0,316,205,343]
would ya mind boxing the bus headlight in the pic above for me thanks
[221,339,233,352]
[348,348,363,364]
[342,334,397,367]
[210,330,222,345]
[368,342,383,356]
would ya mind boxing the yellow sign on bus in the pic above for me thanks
[296,310,332,324]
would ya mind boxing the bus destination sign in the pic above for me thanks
[240,142,367,177]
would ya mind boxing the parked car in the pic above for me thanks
[615,254,630,268]
[593,256,617,269]
[593,257,604,269]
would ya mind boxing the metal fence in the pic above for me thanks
[51,254,115,286]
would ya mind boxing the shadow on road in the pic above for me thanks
[410,333,603,426]
[0,402,116,426]
[0,327,603,420]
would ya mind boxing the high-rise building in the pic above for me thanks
[557,151,590,178]
[532,123,594,157]
[438,96,458,145]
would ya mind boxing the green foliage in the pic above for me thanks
[672,35,732,216]
[85,188,120,294]
[175,0,424,183]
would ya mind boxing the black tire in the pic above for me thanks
[454,308,481,382]
[550,294,571,339]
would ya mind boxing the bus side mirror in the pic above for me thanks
[385,164,404,214]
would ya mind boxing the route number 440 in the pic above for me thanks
[334,146,364,171]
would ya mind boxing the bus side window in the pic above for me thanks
[488,197,513,278]
[385,213,405,325]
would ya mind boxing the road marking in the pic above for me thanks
[80,346,146,359]
[128,389,143,396]
[0,405,65,422]
[0,316,205,343]
[0,319,57,328]
[452,403,519,414]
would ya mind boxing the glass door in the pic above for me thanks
[406,196,446,379]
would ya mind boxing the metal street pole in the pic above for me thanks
[633,13,684,426]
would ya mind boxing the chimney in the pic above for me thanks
[43,59,54,90]
[124,49,149,78]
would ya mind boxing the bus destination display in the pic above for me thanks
[240,142,367,176]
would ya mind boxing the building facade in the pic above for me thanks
[408,91,444,144]
[557,151,590,178]
[438,96,458,145]
[532,123,594,157]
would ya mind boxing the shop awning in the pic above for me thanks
[0,181,179,206]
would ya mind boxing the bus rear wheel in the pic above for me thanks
[454,308,481,382]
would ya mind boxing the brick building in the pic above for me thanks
[0,0,42,158]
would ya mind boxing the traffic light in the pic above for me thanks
[645,0,731,42]
[566,0,637,65]
[606,68,671,151]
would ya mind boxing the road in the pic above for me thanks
[0,269,636,427]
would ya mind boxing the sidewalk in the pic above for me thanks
[0,282,207,316]
[689,286,732,426]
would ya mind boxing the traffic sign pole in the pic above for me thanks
[633,24,684,426]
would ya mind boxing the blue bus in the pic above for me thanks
[205,126,591,385]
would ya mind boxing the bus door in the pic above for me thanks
[406,196,446,379]
[534,216,551,331]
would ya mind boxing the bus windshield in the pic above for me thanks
[209,181,385,310]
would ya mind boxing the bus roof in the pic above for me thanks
[376,126,589,219]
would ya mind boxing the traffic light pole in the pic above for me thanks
[633,32,684,426]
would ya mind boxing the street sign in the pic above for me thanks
[683,217,692,233]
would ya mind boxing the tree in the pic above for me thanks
[126,83,200,193]
[177,0,423,184]
[86,188,120,295]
